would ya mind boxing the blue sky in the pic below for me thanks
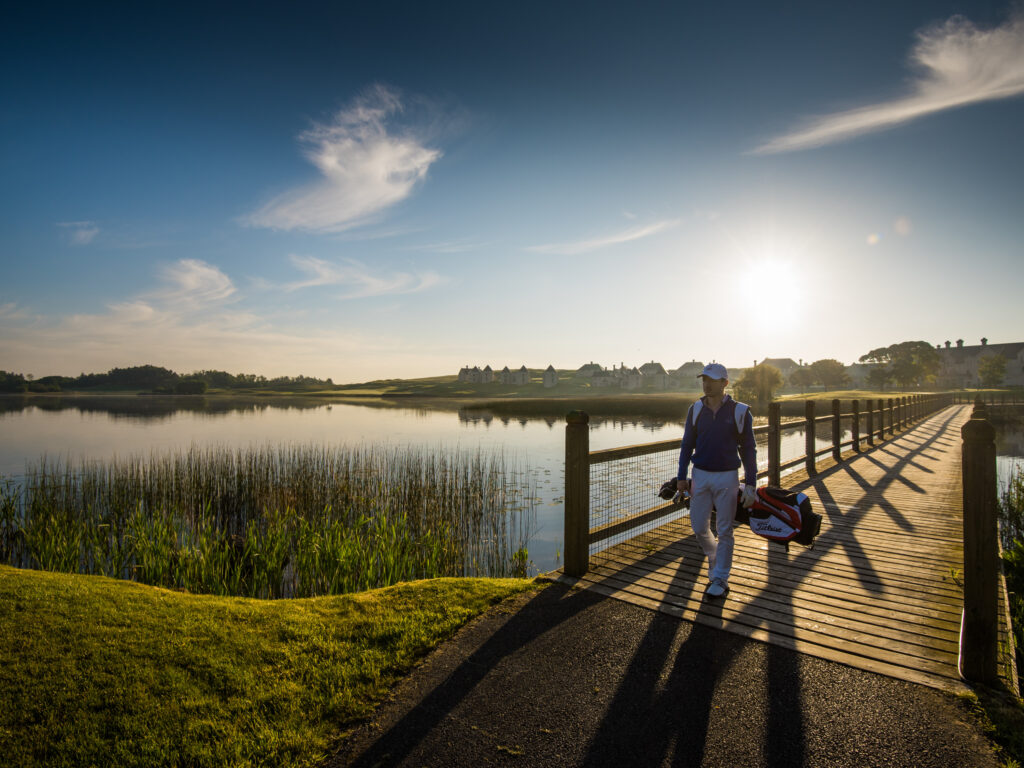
[2,1,1023,382]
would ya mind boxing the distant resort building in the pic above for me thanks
[543,365,559,388]
[500,365,530,385]
[458,364,530,385]
[934,338,1024,388]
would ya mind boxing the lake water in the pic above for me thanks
[3,396,1021,574]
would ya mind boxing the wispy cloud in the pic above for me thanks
[0,302,28,320]
[154,259,236,306]
[754,11,1024,154]
[286,254,442,298]
[405,238,487,254]
[526,219,679,255]
[57,221,99,245]
[242,85,442,233]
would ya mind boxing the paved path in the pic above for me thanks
[330,583,999,767]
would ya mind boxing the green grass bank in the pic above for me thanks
[0,565,540,768]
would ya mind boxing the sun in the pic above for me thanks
[739,259,804,334]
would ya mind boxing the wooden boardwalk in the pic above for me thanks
[553,404,1015,694]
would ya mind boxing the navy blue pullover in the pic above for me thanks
[677,395,757,486]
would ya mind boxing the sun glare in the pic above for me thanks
[740,259,804,335]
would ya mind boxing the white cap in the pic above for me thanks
[698,363,728,380]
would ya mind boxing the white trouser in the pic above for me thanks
[689,466,738,584]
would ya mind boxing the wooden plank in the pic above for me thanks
[591,544,963,631]
[587,556,960,652]
[573,570,961,680]
[595,537,964,624]
[602,527,966,604]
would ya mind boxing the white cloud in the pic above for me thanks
[754,11,1024,154]
[526,219,679,255]
[154,259,236,306]
[286,254,442,298]
[242,85,442,233]
[57,221,99,245]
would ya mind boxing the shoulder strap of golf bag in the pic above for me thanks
[690,399,748,435]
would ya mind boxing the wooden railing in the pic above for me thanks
[563,393,955,578]
[960,396,1002,685]
[952,391,1024,406]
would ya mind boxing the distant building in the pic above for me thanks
[499,365,531,385]
[457,366,483,383]
[935,338,1024,388]
[671,361,705,388]
[462,364,530,385]
[623,366,643,390]
[639,361,669,389]
[543,365,558,388]
[576,361,603,378]
[758,357,801,377]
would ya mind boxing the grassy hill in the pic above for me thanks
[0,565,539,768]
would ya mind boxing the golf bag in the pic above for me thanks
[736,486,822,547]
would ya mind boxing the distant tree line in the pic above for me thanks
[0,365,334,394]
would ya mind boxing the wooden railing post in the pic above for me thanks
[768,401,781,487]
[960,409,999,684]
[851,399,860,452]
[805,400,816,476]
[832,398,841,462]
[888,398,895,437]
[878,399,886,442]
[865,398,874,447]
[564,410,590,578]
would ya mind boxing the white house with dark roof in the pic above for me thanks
[457,365,482,383]
[638,361,670,389]
[543,365,558,388]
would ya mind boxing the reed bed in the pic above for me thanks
[0,444,536,598]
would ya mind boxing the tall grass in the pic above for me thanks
[0,444,535,598]
[998,464,1024,696]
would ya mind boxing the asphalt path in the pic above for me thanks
[329,582,999,768]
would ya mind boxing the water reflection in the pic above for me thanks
[0,394,329,422]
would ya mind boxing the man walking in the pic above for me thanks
[676,363,757,599]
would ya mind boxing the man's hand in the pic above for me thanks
[741,484,757,508]
[676,477,690,494]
